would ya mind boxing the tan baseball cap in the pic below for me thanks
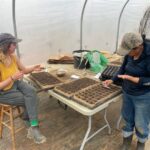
[117,32,143,56]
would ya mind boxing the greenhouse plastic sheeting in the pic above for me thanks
[0,0,149,65]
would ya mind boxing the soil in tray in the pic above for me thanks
[55,77,98,94]
[31,72,61,86]
[74,84,121,105]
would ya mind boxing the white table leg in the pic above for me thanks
[80,116,92,150]
[80,108,112,150]
[104,108,111,134]
[116,115,122,130]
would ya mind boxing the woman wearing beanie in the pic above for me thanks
[0,33,46,144]
[103,32,150,150]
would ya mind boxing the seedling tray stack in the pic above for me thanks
[100,65,120,80]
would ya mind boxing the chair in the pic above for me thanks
[0,104,24,150]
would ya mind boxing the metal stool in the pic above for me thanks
[0,104,23,150]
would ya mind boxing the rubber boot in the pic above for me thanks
[136,141,145,150]
[121,135,133,150]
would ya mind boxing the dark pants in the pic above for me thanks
[122,91,150,143]
[0,80,38,121]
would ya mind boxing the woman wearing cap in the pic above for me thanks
[103,32,150,150]
[0,33,46,144]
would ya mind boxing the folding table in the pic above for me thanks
[48,90,122,150]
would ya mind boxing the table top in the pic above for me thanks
[24,64,99,90]
[48,90,122,116]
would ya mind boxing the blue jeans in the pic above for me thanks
[122,91,150,143]
[0,80,38,121]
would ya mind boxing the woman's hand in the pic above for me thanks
[102,79,113,87]
[33,65,44,72]
[118,74,139,83]
[118,75,131,80]
[11,71,24,81]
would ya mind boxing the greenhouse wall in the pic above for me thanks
[0,0,150,65]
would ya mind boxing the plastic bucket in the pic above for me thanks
[73,50,90,69]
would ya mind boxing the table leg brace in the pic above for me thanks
[80,109,111,150]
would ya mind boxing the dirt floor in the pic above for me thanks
[0,92,150,150]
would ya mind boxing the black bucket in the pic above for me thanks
[73,50,90,69]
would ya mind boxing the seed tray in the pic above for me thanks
[54,77,99,98]
[100,65,120,80]
[73,83,121,109]
[30,72,62,88]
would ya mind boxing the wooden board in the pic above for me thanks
[73,83,122,109]
[54,77,99,98]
